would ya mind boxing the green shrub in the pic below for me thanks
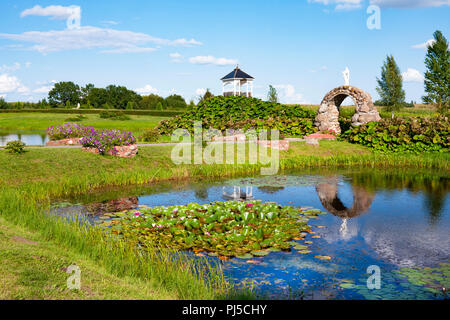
[5,140,26,154]
[99,111,131,120]
[157,96,316,136]
[140,128,160,142]
[64,114,87,122]
[341,116,449,153]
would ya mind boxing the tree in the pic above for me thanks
[165,94,187,110]
[87,88,109,108]
[139,94,165,110]
[48,81,81,107]
[104,85,141,109]
[0,97,8,109]
[423,30,450,114]
[376,55,405,111]
[81,83,95,104]
[267,85,278,103]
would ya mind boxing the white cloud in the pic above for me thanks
[308,0,363,10]
[189,55,238,66]
[21,5,81,20]
[196,88,206,96]
[370,0,450,8]
[0,74,22,93]
[273,84,309,104]
[0,62,21,73]
[0,26,202,54]
[402,68,424,83]
[33,85,54,94]
[412,39,435,50]
[135,84,158,95]
[0,73,29,95]
[310,65,328,73]
[308,0,449,10]
[170,52,183,63]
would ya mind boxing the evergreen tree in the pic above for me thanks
[267,85,278,103]
[376,55,405,111]
[423,30,450,114]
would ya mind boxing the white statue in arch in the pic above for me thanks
[342,67,350,86]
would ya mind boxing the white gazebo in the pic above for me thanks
[221,65,254,97]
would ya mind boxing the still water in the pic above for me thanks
[51,169,450,300]
[0,131,49,146]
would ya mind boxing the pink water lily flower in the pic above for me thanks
[246,203,254,208]
[134,211,141,216]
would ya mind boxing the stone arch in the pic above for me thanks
[315,178,375,219]
[314,86,381,134]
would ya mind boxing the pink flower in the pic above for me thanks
[173,208,179,214]
[205,232,211,236]
[246,203,254,208]
[134,211,141,216]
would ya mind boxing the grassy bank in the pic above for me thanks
[301,104,441,119]
[0,141,448,300]
[0,112,168,136]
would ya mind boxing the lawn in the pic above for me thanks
[0,217,174,300]
[0,112,169,136]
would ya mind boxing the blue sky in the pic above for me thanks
[0,0,449,104]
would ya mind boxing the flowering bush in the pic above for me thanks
[80,129,136,154]
[47,123,95,141]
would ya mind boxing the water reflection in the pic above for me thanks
[0,131,49,146]
[316,177,375,239]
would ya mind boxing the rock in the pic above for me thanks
[46,138,82,146]
[82,144,138,158]
[305,139,320,146]
[314,85,381,133]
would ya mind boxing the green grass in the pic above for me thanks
[300,104,440,119]
[0,112,169,136]
[0,140,448,300]
[0,217,176,300]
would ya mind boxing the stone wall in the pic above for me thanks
[46,138,82,146]
[314,85,381,134]
[82,145,138,158]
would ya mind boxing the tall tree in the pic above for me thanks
[267,85,278,103]
[423,30,450,114]
[48,81,81,107]
[376,55,405,111]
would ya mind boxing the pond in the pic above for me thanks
[0,130,49,146]
[51,168,450,300]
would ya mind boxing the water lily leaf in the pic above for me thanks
[314,255,332,261]
[236,253,253,260]
[251,250,270,257]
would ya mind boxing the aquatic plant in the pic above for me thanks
[103,201,326,258]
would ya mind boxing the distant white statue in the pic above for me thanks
[342,67,350,86]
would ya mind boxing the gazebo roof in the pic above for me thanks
[221,66,254,81]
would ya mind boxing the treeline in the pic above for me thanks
[375,30,449,114]
[0,82,191,110]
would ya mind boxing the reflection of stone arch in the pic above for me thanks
[316,178,374,219]
[314,86,381,134]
